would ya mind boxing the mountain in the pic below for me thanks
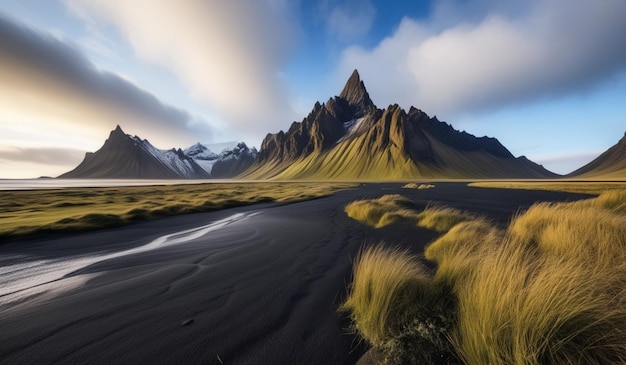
[243,70,556,180]
[568,132,626,179]
[184,141,257,178]
[60,125,209,179]
[59,126,256,179]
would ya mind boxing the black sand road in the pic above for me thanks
[0,183,590,364]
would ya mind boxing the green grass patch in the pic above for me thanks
[0,182,355,239]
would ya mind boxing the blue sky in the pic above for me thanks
[0,0,624,178]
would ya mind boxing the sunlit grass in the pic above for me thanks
[424,219,502,287]
[0,182,354,239]
[341,244,458,364]
[402,183,435,189]
[344,194,473,232]
[469,181,626,195]
[343,189,626,364]
[340,245,434,346]
[446,191,626,364]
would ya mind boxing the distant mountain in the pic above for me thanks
[59,126,256,179]
[184,141,257,178]
[243,70,556,180]
[60,125,209,179]
[568,132,626,179]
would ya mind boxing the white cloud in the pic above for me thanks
[324,0,376,41]
[63,0,299,142]
[337,0,626,116]
[0,14,214,147]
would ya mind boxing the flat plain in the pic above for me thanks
[0,181,602,364]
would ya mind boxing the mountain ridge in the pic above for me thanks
[60,70,606,181]
[243,70,556,180]
[60,126,256,179]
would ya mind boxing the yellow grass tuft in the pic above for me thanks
[435,189,626,364]
[344,188,626,364]
[341,245,459,363]
[424,219,502,286]
[345,194,472,232]
[450,240,626,364]
[340,245,434,346]
[417,206,473,233]
[403,183,435,189]
[344,195,417,228]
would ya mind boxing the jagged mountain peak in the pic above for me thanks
[339,69,375,116]
[108,124,129,141]
[60,125,210,179]
[187,142,206,150]
[184,142,214,159]
[247,72,557,180]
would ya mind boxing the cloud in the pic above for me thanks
[63,0,300,142]
[338,0,626,116]
[0,147,85,166]
[0,146,86,178]
[322,0,376,41]
[0,14,213,148]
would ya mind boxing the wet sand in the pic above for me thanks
[0,183,591,364]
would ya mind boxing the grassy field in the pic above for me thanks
[0,182,354,239]
[343,187,626,364]
[469,180,626,195]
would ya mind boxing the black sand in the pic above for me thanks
[0,183,591,364]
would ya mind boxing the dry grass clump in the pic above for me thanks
[452,242,626,364]
[424,219,502,287]
[345,195,472,232]
[417,206,473,233]
[403,183,435,189]
[0,182,354,239]
[345,195,417,228]
[507,201,626,266]
[343,189,626,364]
[441,190,626,364]
[341,245,459,364]
[341,245,434,345]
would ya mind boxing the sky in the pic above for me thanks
[0,0,625,178]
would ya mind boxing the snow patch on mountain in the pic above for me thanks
[129,136,207,178]
[183,142,258,175]
[184,143,218,160]
[337,117,366,143]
